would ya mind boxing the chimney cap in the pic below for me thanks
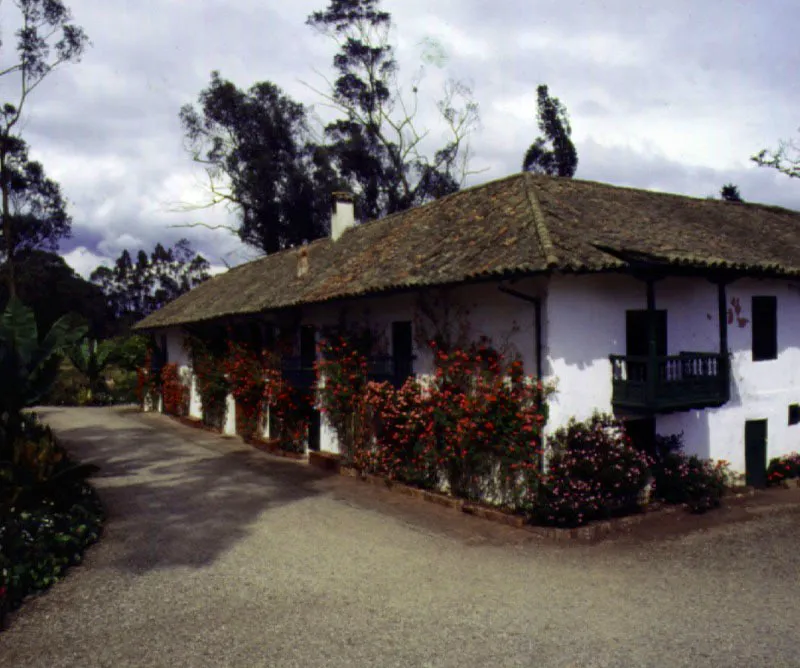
[332,190,355,203]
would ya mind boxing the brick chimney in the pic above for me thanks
[331,191,355,241]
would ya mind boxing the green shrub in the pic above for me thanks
[650,433,728,512]
[0,416,103,626]
[0,482,103,622]
[532,413,652,527]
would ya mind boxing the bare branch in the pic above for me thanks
[752,133,800,179]
[168,221,239,233]
[0,63,23,78]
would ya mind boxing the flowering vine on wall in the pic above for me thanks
[161,363,190,417]
[186,334,230,430]
[315,332,374,463]
[181,329,311,452]
[315,329,555,512]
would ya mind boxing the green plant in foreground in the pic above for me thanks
[66,338,118,404]
[0,479,104,625]
[0,298,87,453]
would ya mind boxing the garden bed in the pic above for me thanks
[305,450,767,542]
[1,466,105,629]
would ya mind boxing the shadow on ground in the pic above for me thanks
[36,407,333,574]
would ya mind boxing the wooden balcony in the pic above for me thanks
[610,352,730,413]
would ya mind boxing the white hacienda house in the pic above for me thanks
[135,172,800,488]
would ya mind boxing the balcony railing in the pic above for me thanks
[280,355,415,390]
[610,352,730,413]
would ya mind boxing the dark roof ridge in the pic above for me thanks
[523,172,559,268]
[528,172,799,215]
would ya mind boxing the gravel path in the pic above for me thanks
[1,406,799,668]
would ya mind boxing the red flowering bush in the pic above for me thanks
[316,334,551,511]
[427,341,549,505]
[269,385,310,453]
[767,452,800,486]
[533,413,652,527]
[361,377,439,488]
[224,340,273,442]
[161,363,189,416]
[136,350,160,408]
[315,334,372,463]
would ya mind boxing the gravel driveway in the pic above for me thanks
[1,406,798,668]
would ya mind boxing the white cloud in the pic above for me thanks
[0,0,795,279]
[62,247,110,279]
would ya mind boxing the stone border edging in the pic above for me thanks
[171,414,307,460]
[246,437,307,461]
[306,454,679,543]
[163,414,772,544]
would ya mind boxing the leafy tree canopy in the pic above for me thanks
[522,84,578,178]
[0,0,89,296]
[0,249,108,338]
[179,73,342,254]
[0,136,71,259]
[180,0,480,252]
[307,0,480,221]
[90,239,210,332]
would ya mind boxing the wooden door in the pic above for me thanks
[745,419,768,488]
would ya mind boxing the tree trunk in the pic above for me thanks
[0,144,15,298]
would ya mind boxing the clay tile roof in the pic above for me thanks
[134,172,800,330]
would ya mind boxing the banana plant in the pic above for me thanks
[67,338,118,403]
[0,298,87,456]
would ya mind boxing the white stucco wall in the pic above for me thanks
[658,279,800,470]
[545,274,800,472]
[164,328,186,366]
[189,374,202,419]
[153,273,800,473]
[303,279,544,454]
[147,328,192,416]
[223,393,236,435]
[544,274,644,429]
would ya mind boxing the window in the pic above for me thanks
[391,321,413,383]
[789,404,800,426]
[752,296,777,361]
[625,310,667,357]
[299,325,316,368]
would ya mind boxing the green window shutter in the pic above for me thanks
[752,296,777,361]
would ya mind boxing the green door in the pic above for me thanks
[744,419,768,488]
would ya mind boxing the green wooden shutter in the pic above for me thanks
[744,419,768,488]
[752,296,777,361]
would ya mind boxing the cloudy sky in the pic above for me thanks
[3,0,799,277]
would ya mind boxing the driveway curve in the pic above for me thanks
[1,406,799,667]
